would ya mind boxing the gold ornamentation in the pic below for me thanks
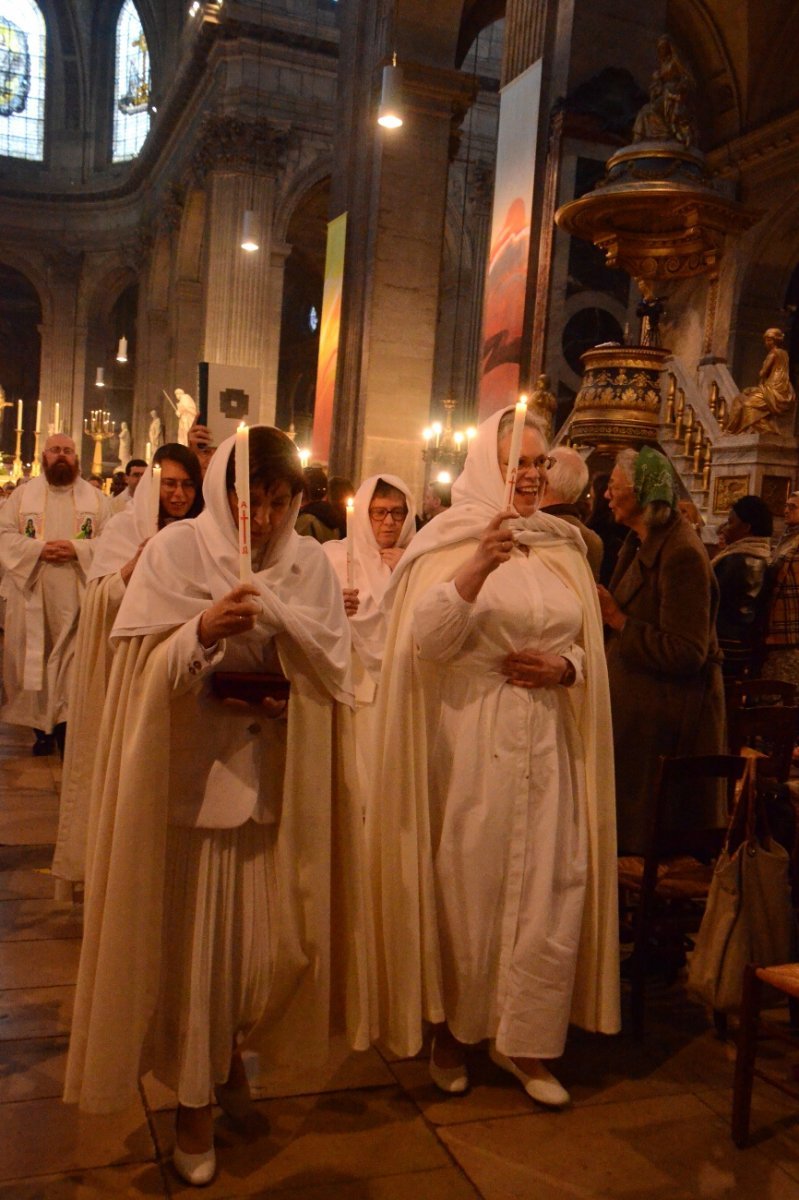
[571,345,669,449]
[713,475,749,515]
[761,475,792,517]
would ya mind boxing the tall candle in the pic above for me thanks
[34,400,41,434]
[502,394,528,510]
[235,422,252,584]
[150,463,162,535]
[16,399,22,430]
[54,403,60,433]
[345,497,355,588]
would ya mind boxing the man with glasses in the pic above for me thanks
[0,434,111,756]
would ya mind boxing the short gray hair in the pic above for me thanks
[497,408,548,444]
[545,446,588,505]
[614,447,673,528]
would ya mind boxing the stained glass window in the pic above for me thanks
[113,0,150,162]
[0,1,46,161]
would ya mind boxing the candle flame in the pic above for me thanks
[346,497,355,513]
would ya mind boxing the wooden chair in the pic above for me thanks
[619,754,747,1037]
[726,679,797,711]
[732,962,799,1147]
[727,705,798,784]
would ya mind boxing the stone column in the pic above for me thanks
[191,115,289,425]
[262,241,291,425]
[501,0,547,87]
[39,259,82,439]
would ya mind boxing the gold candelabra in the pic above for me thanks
[83,409,115,475]
[11,419,23,481]
[421,398,475,478]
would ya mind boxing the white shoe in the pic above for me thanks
[173,1143,216,1187]
[429,1039,469,1094]
[489,1045,570,1107]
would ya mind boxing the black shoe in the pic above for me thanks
[32,730,55,757]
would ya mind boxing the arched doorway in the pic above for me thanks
[0,264,43,466]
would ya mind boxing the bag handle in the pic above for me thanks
[725,755,759,855]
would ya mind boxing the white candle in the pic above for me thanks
[54,403,60,433]
[16,399,22,429]
[150,463,162,535]
[502,394,528,510]
[235,422,252,584]
[345,497,355,588]
[34,400,41,434]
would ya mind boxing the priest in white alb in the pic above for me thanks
[0,434,111,756]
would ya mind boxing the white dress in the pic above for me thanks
[412,549,588,1060]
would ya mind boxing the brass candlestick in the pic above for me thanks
[83,409,115,475]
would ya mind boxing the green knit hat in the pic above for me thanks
[633,446,677,508]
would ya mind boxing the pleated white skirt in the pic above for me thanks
[147,820,275,1107]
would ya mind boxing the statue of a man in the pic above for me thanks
[149,408,165,452]
[632,35,698,148]
[117,421,131,466]
[726,328,796,435]
[175,388,198,447]
[529,373,557,437]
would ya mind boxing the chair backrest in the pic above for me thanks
[647,754,748,863]
[727,678,797,710]
[727,705,798,783]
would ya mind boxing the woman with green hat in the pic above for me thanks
[597,447,725,856]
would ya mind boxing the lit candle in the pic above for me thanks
[34,400,41,434]
[54,403,60,433]
[150,463,162,535]
[235,422,252,584]
[422,426,432,451]
[432,420,443,449]
[17,399,22,429]
[299,448,310,469]
[502,394,528,510]
[345,497,355,588]
[466,426,477,441]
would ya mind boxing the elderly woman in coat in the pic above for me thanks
[598,447,725,855]
[368,407,620,1108]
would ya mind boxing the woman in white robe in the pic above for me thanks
[64,427,372,1186]
[367,407,620,1105]
[323,474,415,801]
[52,445,203,895]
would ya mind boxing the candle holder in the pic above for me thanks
[421,398,474,473]
[11,422,23,481]
[30,430,42,477]
[83,409,115,475]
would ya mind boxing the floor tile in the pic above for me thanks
[151,1086,450,1197]
[0,899,82,942]
[248,1166,481,1199]
[0,809,60,845]
[697,1085,799,1182]
[438,1092,799,1199]
[0,1096,155,1182]
[0,984,74,1040]
[0,846,58,899]
[0,1035,69,1102]
[0,937,81,989]
[0,1163,168,1198]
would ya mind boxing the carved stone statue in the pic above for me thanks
[632,36,698,148]
[149,408,165,452]
[117,420,131,466]
[529,373,557,437]
[175,388,198,447]
[726,328,796,435]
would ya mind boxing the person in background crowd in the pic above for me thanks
[87,474,105,490]
[761,490,799,685]
[420,480,452,526]
[712,494,773,680]
[324,474,416,802]
[111,458,147,513]
[109,471,127,498]
[586,471,627,586]
[598,447,724,855]
[53,445,204,896]
[0,435,111,756]
[187,419,216,479]
[296,466,340,542]
[540,446,603,580]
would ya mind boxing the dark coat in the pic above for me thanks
[607,511,726,854]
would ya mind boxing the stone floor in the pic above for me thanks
[2,717,799,1198]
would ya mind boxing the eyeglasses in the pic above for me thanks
[369,506,408,523]
[523,454,554,471]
